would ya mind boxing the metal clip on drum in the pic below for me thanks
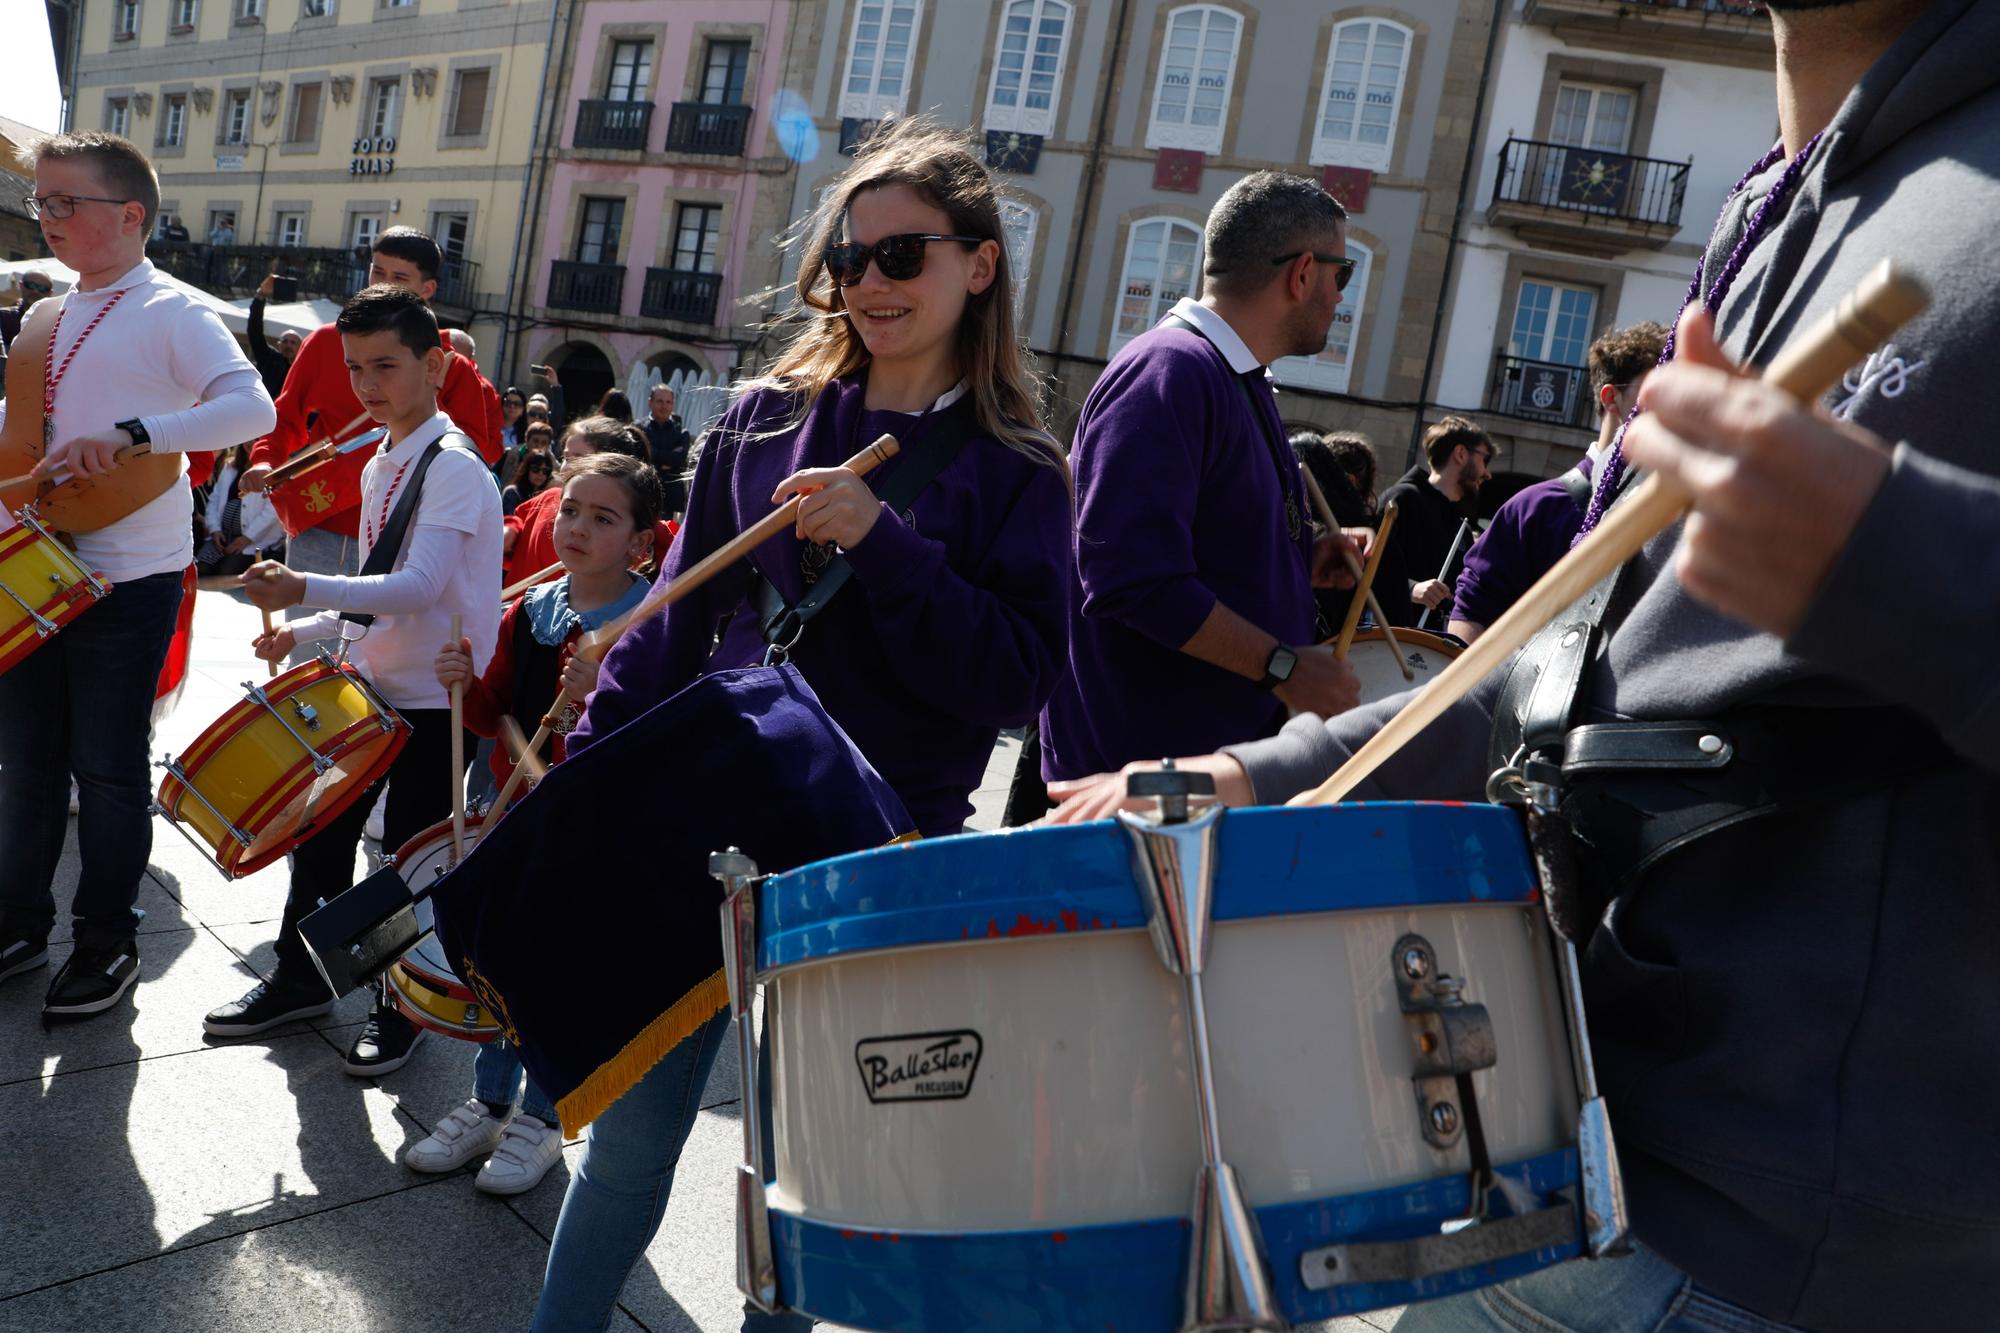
[1118,760,1287,1333]
[713,847,782,1316]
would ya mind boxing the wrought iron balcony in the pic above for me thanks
[641,268,722,325]
[574,99,654,152]
[144,241,482,311]
[665,102,750,156]
[548,260,626,314]
[1520,0,1769,65]
[1487,138,1689,255]
[1488,354,1596,431]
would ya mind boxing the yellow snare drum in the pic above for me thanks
[156,651,408,878]
[385,814,502,1042]
[0,508,109,678]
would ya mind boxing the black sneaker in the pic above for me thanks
[43,939,140,1017]
[345,1004,424,1076]
[203,976,335,1037]
[0,929,50,984]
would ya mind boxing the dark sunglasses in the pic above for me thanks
[824,233,983,287]
[1271,250,1359,291]
[21,280,51,293]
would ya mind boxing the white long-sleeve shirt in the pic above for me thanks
[291,412,501,708]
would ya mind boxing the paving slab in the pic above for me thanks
[0,1033,428,1293]
[0,1167,646,1333]
[0,928,223,1086]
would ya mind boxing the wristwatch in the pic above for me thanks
[1257,644,1298,691]
[115,417,151,450]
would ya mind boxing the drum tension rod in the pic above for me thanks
[242,681,334,773]
[1393,934,1499,1219]
[0,581,58,636]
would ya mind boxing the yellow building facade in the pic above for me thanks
[69,0,559,358]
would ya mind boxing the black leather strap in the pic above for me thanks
[339,431,475,628]
[1556,465,1595,511]
[751,399,975,649]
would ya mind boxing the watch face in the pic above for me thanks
[1270,646,1297,682]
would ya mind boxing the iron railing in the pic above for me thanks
[640,268,722,325]
[1488,354,1596,430]
[1491,138,1689,229]
[547,260,626,314]
[665,102,750,156]
[145,241,479,310]
[574,99,654,151]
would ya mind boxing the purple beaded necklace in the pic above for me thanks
[1573,130,1826,540]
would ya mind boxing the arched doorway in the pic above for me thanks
[547,341,614,419]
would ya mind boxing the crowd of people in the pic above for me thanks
[2,0,1995,1324]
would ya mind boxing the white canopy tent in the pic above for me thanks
[0,257,329,340]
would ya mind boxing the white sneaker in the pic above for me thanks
[364,788,387,843]
[403,1098,507,1174]
[474,1113,564,1195]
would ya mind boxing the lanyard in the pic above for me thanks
[42,289,129,446]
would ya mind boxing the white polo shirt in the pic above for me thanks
[292,412,502,709]
[42,259,274,581]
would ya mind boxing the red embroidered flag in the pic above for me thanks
[1319,165,1372,213]
[1154,149,1204,193]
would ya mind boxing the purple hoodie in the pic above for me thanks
[572,374,1072,837]
[1451,456,1594,629]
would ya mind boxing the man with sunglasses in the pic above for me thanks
[1375,414,1495,626]
[0,268,53,353]
[1039,171,1365,798]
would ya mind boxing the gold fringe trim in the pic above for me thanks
[555,968,731,1137]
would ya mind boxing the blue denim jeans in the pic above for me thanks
[474,1038,558,1125]
[0,569,186,945]
[1390,1241,1807,1332]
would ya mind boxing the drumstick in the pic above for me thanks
[487,433,903,816]
[497,715,548,785]
[1331,499,1398,659]
[263,410,378,488]
[1300,466,1412,682]
[1291,260,1929,807]
[448,612,467,864]
[3,442,151,492]
[260,609,279,679]
[500,560,564,602]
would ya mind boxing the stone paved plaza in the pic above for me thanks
[0,587,1401,1333]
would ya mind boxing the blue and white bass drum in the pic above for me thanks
[713,798,1627,1332]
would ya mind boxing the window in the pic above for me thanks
[287,82,322,143]
[434,212,470,264]
[382,0,415,8]
[985,0,1070,137]
[161,95,188,147]
[351,213,385,252]
[223,90,251,145]
[1111,217,1201,354]
[576,197,625,264]
[1509,280,1598,366]
[701,40,751,106]
[156,209,180,239]
[1145,5,1241,153]
[116,0,139,36]
[671,203,721,272]
[447,68,491,137]
[1311,21,1410,171]
[998,200,1037,322]
[368,78,401,140]
[237,0,263,19]
[1551,82,1635,152]
[606,40,654,101]
[276,210,307,247]
[108,98,130,136]
[302,0,331,15]
[1272,241,1373,394]
[172,0,194,26]
[839,1,922,120]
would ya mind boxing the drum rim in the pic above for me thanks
[757,803,1540,973]
[386,959,500,1039]
[0,527,105,675]
[1346,626,1463,656]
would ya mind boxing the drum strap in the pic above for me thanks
[748,399,974,653]
[340,430,479,628]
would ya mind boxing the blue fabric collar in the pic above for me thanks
[523,573,650,647]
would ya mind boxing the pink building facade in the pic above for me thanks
[516,0,810,406]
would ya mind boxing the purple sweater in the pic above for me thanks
[1039,325,1316,781]
[1451,457,1594,629]
[571,375,1071,837]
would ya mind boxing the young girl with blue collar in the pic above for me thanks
[406,450,662,1195]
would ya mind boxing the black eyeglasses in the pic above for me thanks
[824,233,984,287]
[1270,250,1359,292]
[28,193,132,221]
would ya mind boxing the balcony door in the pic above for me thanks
[576,198,625,265]
[1537,82,1636,211]
[607,40,654,101]
[701,40,750,106]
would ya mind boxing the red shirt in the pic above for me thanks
[462,594,582,788]
[248,325,503,537]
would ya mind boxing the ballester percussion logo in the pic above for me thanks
[854,1030,983,1103]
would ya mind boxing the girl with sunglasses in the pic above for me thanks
[527,116,1072,1333]
[501,437,556,517]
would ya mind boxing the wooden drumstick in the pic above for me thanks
[497,715,548,785]
[3,442,151,492]
[486,433,904,816]
[500,560,565,602]
[1300,466,1412,682]
[1291,260,1930,807]
[260,609,279,679]
[1331,499,1398,659]
[448,612,467,863]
